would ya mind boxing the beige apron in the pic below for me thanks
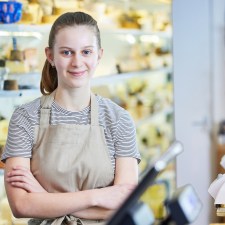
[30,91,114,225]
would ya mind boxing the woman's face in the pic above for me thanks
[46,25,102,90]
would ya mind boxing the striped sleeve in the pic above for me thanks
[2,107,33,161]
[114,109,141,163]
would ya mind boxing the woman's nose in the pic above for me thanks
[71,53,82,67]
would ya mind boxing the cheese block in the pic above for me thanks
[21,12,34,24]
[20,3,43,24]
[0,120,8,142]
[3,80,18,91]
[10,50,24,61]
[42,15,58,24]
[6,60,29,74]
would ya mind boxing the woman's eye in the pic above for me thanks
[63,50,72,56]
[82,50,91,55]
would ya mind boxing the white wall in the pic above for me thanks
[173,0,217,224]
[212,1,225,125]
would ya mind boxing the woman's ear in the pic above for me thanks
[45,47,54,66]
[97,48,103,63]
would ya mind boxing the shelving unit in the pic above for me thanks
[0,0,173,222]
[0,0,173,175]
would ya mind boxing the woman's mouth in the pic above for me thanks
[68,70,86,77]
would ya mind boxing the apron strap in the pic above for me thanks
[40,91,55,126]
[90,93,99,126]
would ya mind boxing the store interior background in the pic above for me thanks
[1,0,225,224]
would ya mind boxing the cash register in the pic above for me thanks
[106,141,202,225]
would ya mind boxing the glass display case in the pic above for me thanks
[0,0,173,223]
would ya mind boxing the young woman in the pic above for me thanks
[2,11,141,225]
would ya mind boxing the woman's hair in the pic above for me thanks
[40,11,101,95]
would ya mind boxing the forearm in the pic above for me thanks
[72,206,114,220]
[6,182,134,219]
[5,157,137,219]
[4,158,97,218]
[6,186,96,218]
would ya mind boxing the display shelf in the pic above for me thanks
[0,68,171,98]
[0,89,40,98]
[0,24,171,38]
[0,72,41,98]
[0,24,51,34]
[101,28,171,38]
[92,67,172,86]
[7,71,40,76]
[7,72,40,78]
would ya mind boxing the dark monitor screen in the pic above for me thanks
[106,141,183,225]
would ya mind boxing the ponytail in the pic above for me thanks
[40,60,58,95]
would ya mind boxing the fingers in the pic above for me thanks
[6,173,26,182]
[7,168,32,183]
[6,169,32,191]
[11,166,31,177]
[6,173,33,193]
[9,180,33,193]
[6,166,47,193]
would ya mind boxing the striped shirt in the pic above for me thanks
[2,95,141,171]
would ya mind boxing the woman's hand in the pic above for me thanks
[71,184,136,220]
[6,166,47,193]
[94,183,136,210]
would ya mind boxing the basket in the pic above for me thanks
[0,1,23,24]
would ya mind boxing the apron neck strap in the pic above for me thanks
[90,93,99,126]
[40,91,55,126]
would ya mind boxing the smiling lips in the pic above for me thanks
[68,70,86,77]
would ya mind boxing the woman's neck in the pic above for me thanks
[54,87,91,112]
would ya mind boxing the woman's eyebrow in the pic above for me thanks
[59,45,94,49]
